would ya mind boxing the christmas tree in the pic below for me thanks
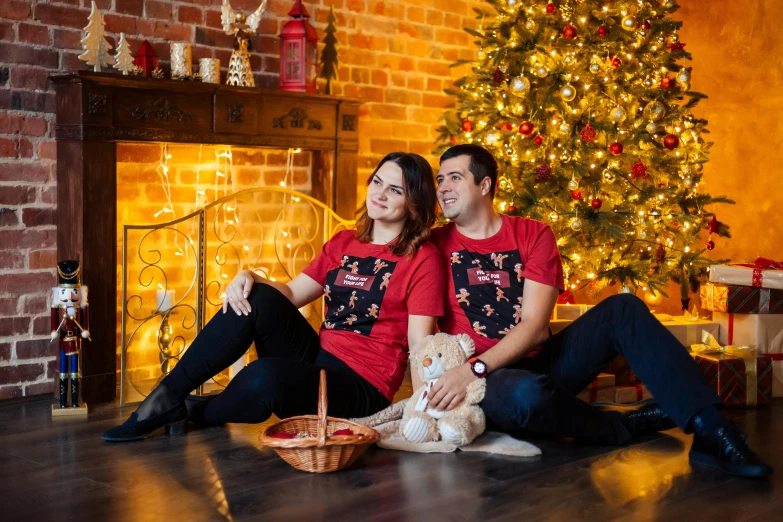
[78,1,115,72]
[320,6,339,95]
[436,0,733,306]
[113,33,134,75]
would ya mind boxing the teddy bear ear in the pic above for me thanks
[456,334,475,358]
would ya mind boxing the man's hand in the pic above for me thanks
[223,270,254,315]
[428,364,478,412]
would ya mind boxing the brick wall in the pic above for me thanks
[0,0,478,399]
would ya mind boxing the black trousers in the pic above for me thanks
[481,294,722,444]
[161,284,389,426]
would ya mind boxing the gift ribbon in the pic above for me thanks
[734,257,783,288]
[691,330,758,406]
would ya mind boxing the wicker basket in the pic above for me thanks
[258,369,381,473]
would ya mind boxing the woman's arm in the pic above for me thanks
[407,314,438,391]
[223,270,324,315]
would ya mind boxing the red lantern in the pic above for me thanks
[278,0,318,93]
[133,40,158,77]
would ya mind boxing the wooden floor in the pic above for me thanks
[1,398,781,522]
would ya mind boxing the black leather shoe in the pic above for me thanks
[102,402,187,442]
[689,424,773,478]
[622,401,677,438]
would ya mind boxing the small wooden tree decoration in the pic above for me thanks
[320,6,339,95]
[113,33,134,75]
[79,1,115,72]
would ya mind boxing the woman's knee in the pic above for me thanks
[247,282,289,307]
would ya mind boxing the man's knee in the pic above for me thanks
[484,372,555,426]
[602,293,647,315]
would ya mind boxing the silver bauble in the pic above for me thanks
[601,169,616,183]
[560,83,577,101]
[560,152,571,162]
[619,284,633,294]
[590,63,601,74]
[646,122,659,134]
[506,0,518,6]
[509,76,530,96]
[671,33,679,42]
[644,78,653,88]
[564,55,574,65]
[639,30,647,37]
[567,178,579,190]
[559,122,571,134]
[549,211,559,221]
[621,15,637,31]
[610,106,627,122]
[644,101,666,121]
[657,35,666,43]
[683,177,693,188]
[535,66,549,78]
[525,19,536,30]
[485,131,501,145]
[677,69,691,84]
[570,217,583,231]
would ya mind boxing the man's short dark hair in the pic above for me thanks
[439,144,499,196]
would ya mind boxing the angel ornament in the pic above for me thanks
[222,0,267,87]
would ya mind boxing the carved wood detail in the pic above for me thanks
[87,93,107,116]
[131,97,193,122]
[272,107,321,131]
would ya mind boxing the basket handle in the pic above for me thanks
[316,369,327,448]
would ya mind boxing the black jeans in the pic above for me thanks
[481,294,722,444]
[161,284,389,425]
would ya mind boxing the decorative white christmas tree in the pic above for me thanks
[113,33,134,75]
[79,1,115,72]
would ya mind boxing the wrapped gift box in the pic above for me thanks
[701,283,783,314]
[692,350,771,407]
[713,311,783,396]
[614,383,653,404]
[577,373,615,404]
[554,304,594,321]
[709,259,783,291]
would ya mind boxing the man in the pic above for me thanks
[426,144,772,478]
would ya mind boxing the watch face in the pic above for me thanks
[473,361,487,375]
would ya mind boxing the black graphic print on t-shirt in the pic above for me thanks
[449,249,525,339]
[321,254,398,336]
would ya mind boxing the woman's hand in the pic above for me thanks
[223,270,254,315]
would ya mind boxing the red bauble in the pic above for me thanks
[597,26,608,38]
[449,136,458,144]
[571,189,582,200]
[611,57,622,68]
[706,240,715,250]
[609,142,623,156]
[663,134,679,150]
[501,122,514,131]
[533,135,544,146]
[507,205,517,213]
[461,119,473,132]
[661,77,674,89]
[519,121,534,136]
[669,42,686,52]
[563,25,577,39]
[492,68,505,83]
[641,20,651,30]
[546,3,557,14]
[591,198,602,210]
[580,123,597,143]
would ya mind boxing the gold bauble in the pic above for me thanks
[559,122,572,134]
[621,15,638,31]
[590,63,601,74]
[644,289,665,307]
[644,101,666,121]
[560,83,577,101]
[677,69,691,84]
[535,66,549,78]
[570,217,582,231]
[610,106,627,122]
[509,76,530,96]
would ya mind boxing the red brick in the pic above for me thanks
[0,137,16,157]
[22,295,49,315]
[137,20,192,42]
[386,88,421,105]
[38,140,56,160]
[11,90,56,113]
[408,6,425,23]
[60,52,83,72]
[0,113,22,134]
[22,207,55,227]
[0,250,24,270]
[115,0,143,16]
[20,116,47,137]
[427,10,444,26]
[178,5,203,24]
[371,139,408,154]
[29,250,57,270]
[194,26,233,48]
[0,162,49,182]
[16,338,56,359]
[422,92,454,108]
[398,22,418,38]
[53,29,82,50]
[40,186,56,205]
[10,67,51,91]
[26,381,54,396]
[104,13,137,35]
[46,357,57,379]
[0,317,30,337]
[372,69,388,86]
[0,21,13,42]
[0,229,56,252]
[32,316,49,336]
[18,137,33,158]
[0,342,10,361]
[0,363,44,384]
[18,23,50,46]
[33,4,87,29]
[0,208,18,227]
[147,0,173,20]
[0,185,35,205]
[0,1,31,21]
[204,8,222,28]
[0,386,23,400]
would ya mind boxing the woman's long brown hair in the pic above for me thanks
[354,152,437,258]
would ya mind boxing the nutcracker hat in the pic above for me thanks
[57,260,82,288]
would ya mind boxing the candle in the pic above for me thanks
[199,58,220,84]
[170,42,192,79]
[156,289,175,312]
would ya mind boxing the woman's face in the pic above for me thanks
[365,161,408,225]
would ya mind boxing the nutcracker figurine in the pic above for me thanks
[50,260,90,414]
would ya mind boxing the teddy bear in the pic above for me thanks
[399,332,486,446]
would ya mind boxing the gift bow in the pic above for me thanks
[691,331,759,406]
[671,305,701,323]
[753,257,783,270]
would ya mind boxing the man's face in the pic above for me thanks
[436,155,489,222]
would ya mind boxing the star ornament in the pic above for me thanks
[631,158,649,179]
[708,215,722,234]
[669,42,686,52]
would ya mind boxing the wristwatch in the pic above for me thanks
[468,357,488,379]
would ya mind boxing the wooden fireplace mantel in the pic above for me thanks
[52,71,361,404]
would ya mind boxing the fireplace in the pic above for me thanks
[53,72,360,404]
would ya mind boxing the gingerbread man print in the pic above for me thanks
[324,322,335,329]
[496,287,509,302]
[340,255,349,267]
[514,263,524,282]
[349,290,358,309]
[472,321,488,338]
[344,314,358,326]
[380,272,391,291]
[472,259,482,268]
[324,284,331,301]
[333,305,345,316]
[348,261,359,274]
[499,325,514,336]
[491,252,509,270]
[483,304,495,317]
[373,258,389,274]
[513,304,523,324]
[366,304,379,318]
[450,252,462,265]
[457,288,471,306]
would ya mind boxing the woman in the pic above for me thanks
[104,152,445,441]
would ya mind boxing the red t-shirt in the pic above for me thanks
[302,230,445,401]
[430,215,565,355]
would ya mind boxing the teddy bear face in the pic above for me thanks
[412,333,475,383]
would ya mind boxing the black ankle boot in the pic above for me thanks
[102,401,187,442]
[689,424,773,478]
[184,394,223,427]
